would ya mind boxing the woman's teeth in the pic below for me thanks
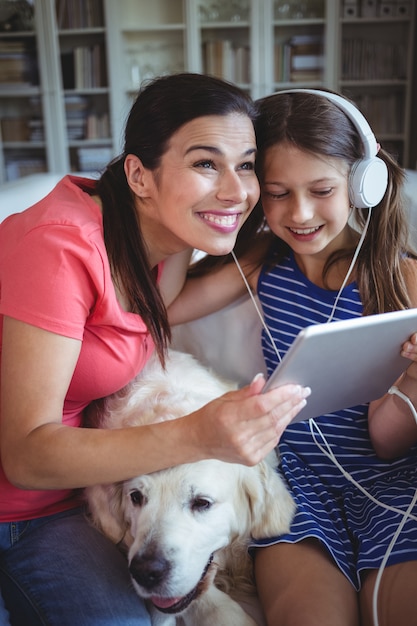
[201,214,238,226]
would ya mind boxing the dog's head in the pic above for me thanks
[88,452,293,616]
[86,351,295,617]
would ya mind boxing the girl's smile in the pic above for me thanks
[260,142,355,267]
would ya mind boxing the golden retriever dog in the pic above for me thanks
[85,351,295,626]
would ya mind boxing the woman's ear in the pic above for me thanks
[124,153,153,198]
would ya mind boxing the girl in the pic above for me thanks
[168,89,417,626]
[0,74,310,626]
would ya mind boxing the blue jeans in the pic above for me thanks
[0,507,151,625]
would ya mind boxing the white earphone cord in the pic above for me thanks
[231,206,373,356]
[231,205,416,626]
[327,206,372,322]
[231,249,282,363]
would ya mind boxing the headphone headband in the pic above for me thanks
[272,88,388,208]
[278,88,378,158]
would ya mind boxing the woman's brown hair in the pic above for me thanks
[95,73,257,363]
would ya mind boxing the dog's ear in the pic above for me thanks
[242,454,296,539]
[85,482,129,545]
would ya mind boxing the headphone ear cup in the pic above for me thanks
[348,157,388,209]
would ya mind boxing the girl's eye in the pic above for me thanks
[314,188,333,196]
[265,191,288,200]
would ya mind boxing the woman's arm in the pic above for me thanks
[368,259,417,459]
[1,316,310,490]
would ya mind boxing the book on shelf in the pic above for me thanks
[350,92,403,134]
[56,0,104,29]
[203,40,250,84]
[65,95,88,138]
[234,46,250,84]
[63,95,110,140]
[5,157,46,181]
[86,112,110,139]
[203,40,234,82]
[0,118,30,142]
[290,69,323,82]
[77,145,113,172]
[28,119,45,142]
[61,44,106,90]
[275,34,323,83]
[0,40,38,85]
[342,38,407,80]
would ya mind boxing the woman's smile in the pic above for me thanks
[198,210,243,232]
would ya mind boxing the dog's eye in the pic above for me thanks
[130,490,145,507]
[191,497,213,512]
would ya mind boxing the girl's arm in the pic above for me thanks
[368,259,417,459]
[368,340,417,459]
[1,316,310,490]
[167,238,268,326]
[167,260,249,325]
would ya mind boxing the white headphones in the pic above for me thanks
[278,89,389,209]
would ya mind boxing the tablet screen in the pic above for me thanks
[262,309,417,422]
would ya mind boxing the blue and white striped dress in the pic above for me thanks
[252,250,417,590]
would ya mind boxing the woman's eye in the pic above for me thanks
[239,161,255,171]
[195,160,215,169]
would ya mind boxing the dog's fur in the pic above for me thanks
[85,351,295,626]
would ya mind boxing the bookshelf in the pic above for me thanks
[337,0,415,168]
[0,4,47,182]
[0,0,415,182]
[55,0,114,174]
[0,0,116,183]
[105,0,415,166]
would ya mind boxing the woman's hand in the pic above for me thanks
[180,375,311,466]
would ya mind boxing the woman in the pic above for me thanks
[0,74,309,625]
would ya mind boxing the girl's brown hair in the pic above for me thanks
[191,90,415,316]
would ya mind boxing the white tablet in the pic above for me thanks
[262,308,417,422]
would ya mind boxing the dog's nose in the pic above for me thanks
[129,553,171,590]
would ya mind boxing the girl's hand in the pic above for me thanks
[187,376,311,466]
[401,332,417,382]
[369,331,417,459]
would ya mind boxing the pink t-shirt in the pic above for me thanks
[0,175,158,521]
